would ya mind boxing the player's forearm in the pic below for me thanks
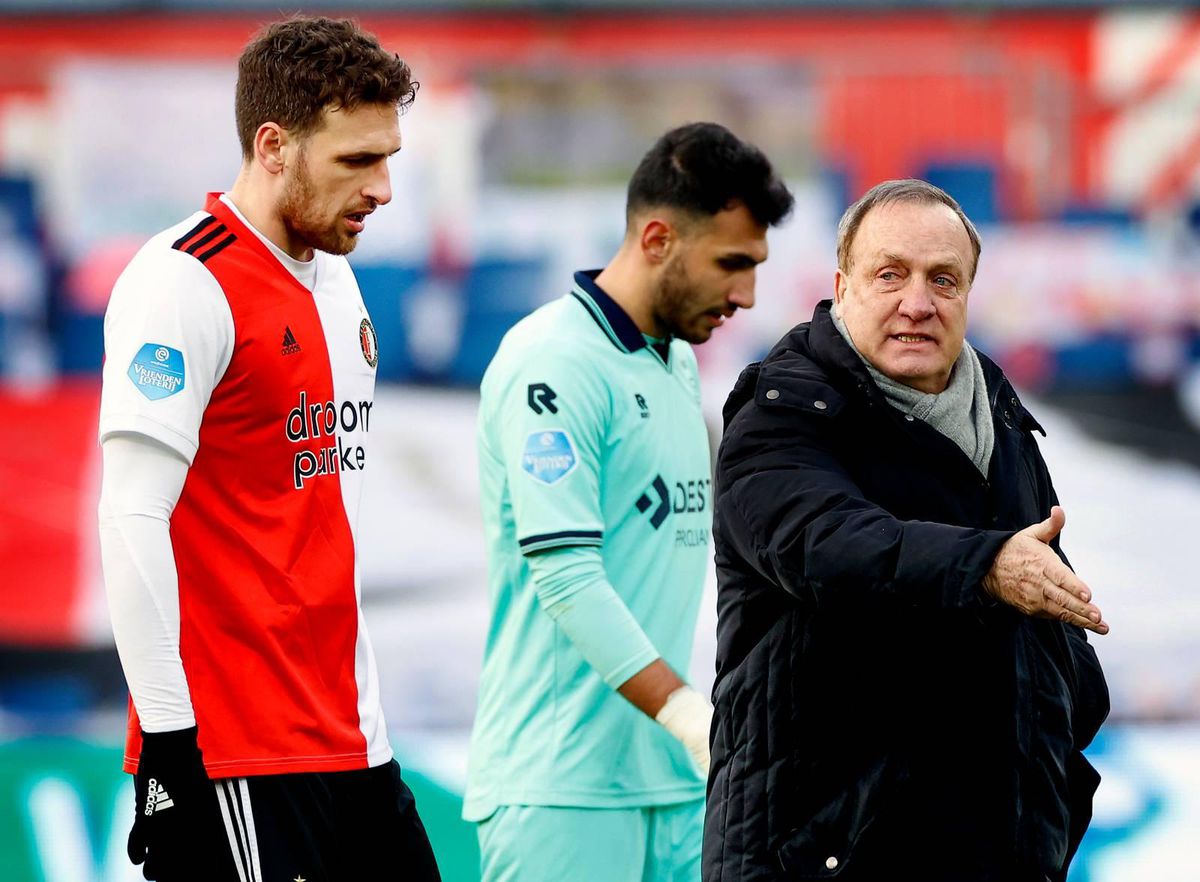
[528,544,713,771]
[617,658,684,718]
[99,435,196,731]
[527,545,660,691]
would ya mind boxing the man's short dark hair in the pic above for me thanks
[837,179,982,281]
[626,122,794,229]
[235,16,417,160]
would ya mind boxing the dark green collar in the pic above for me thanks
[570,269,671,367]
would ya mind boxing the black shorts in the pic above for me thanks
[158,759,440,881]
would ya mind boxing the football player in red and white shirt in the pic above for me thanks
[97,17,440,881]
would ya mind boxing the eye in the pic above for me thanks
[878,271,899,281]
[718,256,754,271]
[934,274,956,287]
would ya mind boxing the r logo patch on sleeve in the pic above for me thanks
[127,343,186,400]
[521,429,577,485]
[527,383,558,415]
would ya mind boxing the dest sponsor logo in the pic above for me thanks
[635,473,711,546]
[285,390,373,489]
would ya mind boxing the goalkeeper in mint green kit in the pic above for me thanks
[465,123,793,882]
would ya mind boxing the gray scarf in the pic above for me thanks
[831,308,994,476]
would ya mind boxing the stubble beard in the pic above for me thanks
[279,151,357,257]
[654,255,711,344]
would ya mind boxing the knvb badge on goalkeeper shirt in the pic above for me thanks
[128,343,185,400]
[521,430,577,485]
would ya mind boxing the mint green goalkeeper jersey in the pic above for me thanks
[463,270,711,821]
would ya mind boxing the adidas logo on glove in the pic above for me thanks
[144,778,175,815]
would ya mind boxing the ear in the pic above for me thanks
[833,268,847,306]
[638,218,673,266]
[253,122,288,175]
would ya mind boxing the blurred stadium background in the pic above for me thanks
[1,1,1199,879]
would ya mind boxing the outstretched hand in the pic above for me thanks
[982,506,1109,635]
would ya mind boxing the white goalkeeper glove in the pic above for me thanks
[655,685,713,775]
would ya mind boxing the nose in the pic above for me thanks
[727,273,757,311]
[364,162,393,207]
[897,279,936,321]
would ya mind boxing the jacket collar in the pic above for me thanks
[806,300,884,401]
[787,300,1044,435]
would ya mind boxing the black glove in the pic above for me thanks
[128,726,211,880]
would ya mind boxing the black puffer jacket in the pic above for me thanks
[704,302,1109,882]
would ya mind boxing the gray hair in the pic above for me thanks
[836,179,982,282]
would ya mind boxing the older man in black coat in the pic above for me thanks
[705,180,1110,882]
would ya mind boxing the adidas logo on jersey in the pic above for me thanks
[144,778,175,815]
[282,326,302,356]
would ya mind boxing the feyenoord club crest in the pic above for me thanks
[359,318,379,368]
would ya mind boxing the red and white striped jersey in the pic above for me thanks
[100,193,391,778]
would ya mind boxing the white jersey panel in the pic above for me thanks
[99,215,235,463]
[312,253,391,765]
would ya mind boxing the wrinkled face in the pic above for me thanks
[279,103,401,256]
[834,200,974,394]
[652,203,768,344]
